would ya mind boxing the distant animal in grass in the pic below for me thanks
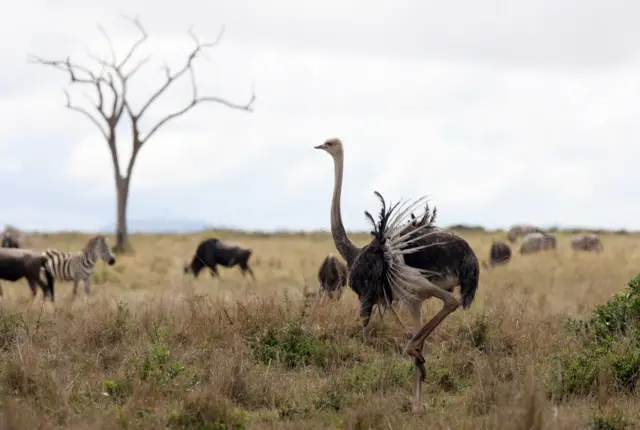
[1,232,20,249]
[0,248,54,300]
[482,240,512,269]
[42,234,116,299]
[507,224,542,243]
[571,233,603,253]
[519,232,557,254]
[317,253,348,299]
[184,238,255,279]
[542,232,557,250]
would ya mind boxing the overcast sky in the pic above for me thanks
[1,0,639,232]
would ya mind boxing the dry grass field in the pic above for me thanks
[1,229,640,429]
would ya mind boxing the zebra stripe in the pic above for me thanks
[41,235,116,296]
[43,248,97,282]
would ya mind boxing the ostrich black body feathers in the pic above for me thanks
[348,191,480,324]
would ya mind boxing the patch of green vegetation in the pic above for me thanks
[104,379,132,405]
[248,320,361,371]
[548,272,640,400]
[133,343,186,386]
[463,312,491,352]
[589,413,632,430]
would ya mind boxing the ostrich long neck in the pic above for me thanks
[331,152,359,265]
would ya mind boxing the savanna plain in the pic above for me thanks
[1,230,640,430]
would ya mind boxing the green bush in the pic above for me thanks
[589,413,631,430]
[548,272,640,401]
[248,320,361,371]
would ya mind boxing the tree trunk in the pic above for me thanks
[113,176,133,254]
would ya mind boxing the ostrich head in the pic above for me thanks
[314,138,343,157]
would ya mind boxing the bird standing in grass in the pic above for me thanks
[315,137,480,412]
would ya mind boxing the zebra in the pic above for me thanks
[42,234,116,298]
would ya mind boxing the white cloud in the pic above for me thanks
[2,0,640,231]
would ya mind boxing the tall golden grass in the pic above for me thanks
[0,230,638,429]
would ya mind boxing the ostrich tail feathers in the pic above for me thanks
[366,191,438,247]
[364,210,377,235]
[430,205,438,224]
[368,190,401,243]
[420,203,437,225]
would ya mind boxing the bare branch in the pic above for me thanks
[63,90,108,139]
[31,54,124,178]
[141,66,255,143]
[188,24,226,51]
[84,52,113,113]
[97,24,117,64]
[83,53,142,122]
[133,25,226,120]
[117,15,148,70]
[124,56,151,79]
[105,73,121,122]
[85,49,109,80]
[143,93,254,144]
[31,17,254,182]
[29,55,98,85]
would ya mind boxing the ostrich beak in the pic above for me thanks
[314,143,326,150]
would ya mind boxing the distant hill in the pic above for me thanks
[102,218,213,233]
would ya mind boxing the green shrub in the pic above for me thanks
[548,272,640,400]
[589,413,632,430]
[248,320,361,371]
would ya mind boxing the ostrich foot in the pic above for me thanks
[405,346,426,413]
[412,365,423,413]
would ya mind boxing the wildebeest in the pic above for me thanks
[519,232,557,254]
[0,248,54,300]
[482,240,512,269]
[571,233,603,253]
[184,238,255,279]
[318,253,348,299]
[507,224,542,243]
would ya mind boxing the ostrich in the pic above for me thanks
[317,253,348,299]
[315,137,480,412]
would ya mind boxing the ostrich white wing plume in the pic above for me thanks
[364,191,457,308]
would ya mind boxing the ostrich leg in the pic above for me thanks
[403,287,460,413]
[359,302,373,342]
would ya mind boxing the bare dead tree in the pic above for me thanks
[29,15,255,253]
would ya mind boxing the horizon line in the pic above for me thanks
[9,225,637,235]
